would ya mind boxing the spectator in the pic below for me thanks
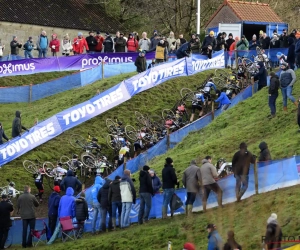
[161,36,169,52]
[223,231,242,250]
[162,157,177,219]
[270,34,280,49]
[226,33,235,50]
[127,33,138,52]
[206,224,223,250]
[58,187,75,218]
[149,34,160,51]
[253,61,268,91]
[85,31,98,54]
[115,33,126,52]
[249,34,260,50]
[49,34,60,57]
[167,31,176,51]
[60,170,82,193]
[95,31,104,53]
[263,213,282,250]
[190,34,197,44]
[23,37,34,59]
[91,175,104,234]
[150,30,158,43]
[155,40,167,63]
[261,33,271,50]
[120,170,136,228]
[296,37,300,68]
[97,178,113,232]
[279,29,289,48]
[149,170,161,193]
[268,72,280,118]
[138,165,153,224]
[103,33,114,53]
[236,35,249,58]
[36,31,49,58]
[12,111,29,138]
[61,34,72,56]
[232,142,255,202]
[215,89,231,111]
[139,32,151,51]
[75,192,89,238]
[182,160,201,216]
[0,40,4,61]
[191,37,201,54]
[200,156,223,212]
[48,186,61,237]
[226,33,235,68]
[287,37,296,70]
[148,59,156,69]
[0,194,14,250]
[108,175,122,230]
[17,186,39,248]
[10,36,22,60]
[258,30,264,47]
[134,50,147,73]
[179,34,187,46]
[215,32,225,51]
[258,141,272,162]
[72,32,89,55]
[113,31,120,45]
[201,31,217,56]
[176,42,192,59]
[132,31,140,42]
[0,122,9,145]
[169,45,177,54]
[279,62,297,112]
[183,242,195,250]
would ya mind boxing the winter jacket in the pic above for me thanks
[10,40,22,55]
[270,37,280,48]
[139,38,151,51]
[48,191,61,217]
[148,38,160,52]
[182,163,201,192]
[97,179,111,208]
[91,176,104,205]
[232,148,255,176]
[95,35,104,52]
[207,230,223,250]
[151,174,162,193]
[115,37,126,52]
[61,39,73,53]
[215,92,231,108]
[134,55,147,73]
[176,42,191,59]
[37,35,49,50]
[249,40,260,50]
[295,39,300,54]
[139,170,153,194]
[236,38,249,50]
[103,36,114,53]
[258,142,272,162]
[75,197,89,221]
[108,179,121,203]
[287,38,296,64]
[120,175,136,203]
[254,61,268,89]
[58,187,75,218]
[155,44,167,60]
[201,36,217,51]
[215,34,225,51]
[264,220,282,250]
[269,75,279,95]
[127,38,138,52]
[190,42,200,53]
[73,37,89,54]
[279,34,289,48]
[167,37,176,50]
[12,111,28,138]
[261,36,271,49]
[24,41,34,52]
[226,38,235,51]
[223,240,242,250]
[162,164,177,189]
[60,170,82,192]
[279,68,296,88]
[49,39,60,52]
[0,125,9,145]
[86,35,98,52]
[229,41,236,51]
[200,159,218,186]
[17,192,39,219]
[0,200,13,228]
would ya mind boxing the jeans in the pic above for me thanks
[0,227,9,249]
[100,207,112,231]
[92,203,101,233]
[22,218,35,247]
[138,193,152,223]
[38,49,47,58]
[221,104,230,111]
[281,86,295,107]
[268,94,278,115]
[202,183,223,206]
[185,192,197,205]
[48,215,57,236]
[24,51,33,58]
[111,201,122,218]
[235,175,249,199]
[121,202,132,228]
[10,54,18,61]
[162,188,174,209]
[87,51,95,54]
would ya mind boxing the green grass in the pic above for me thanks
[0,71,76,87]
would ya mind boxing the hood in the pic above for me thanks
[66,187,74,196]
[259,141,268,151]
[258,61,265,68]
[102,179,111,189]
[139,170,148,177]
[95,176,104,185]
[121,175,131,181]
[271,75,279,80]
[15,111,21,118]
[112,179,120,185]
[164,163,173,168]
[66,170,74,176]
[267,219,278,225]
[202,159,209,164]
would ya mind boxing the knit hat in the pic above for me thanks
[183,242,195,250]
[209,31,214,36]
[228,33,233,37]
[96,31,101,35]
[143,165,150,171]
[149,170,155,174]
[115,175,121,180]
[53,186,61,193]
[78,32,83,36]
[259,30,264,35]
[267,213,277,224]
[252,34,256,39]
[165,157,173,164]
[13,35,17,39]
[105,32,110,36]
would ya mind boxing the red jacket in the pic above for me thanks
[49,39,60,52]
[73,37,89,54]
[95,35,104,52]
[127,38,138,52]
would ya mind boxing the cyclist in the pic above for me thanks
[133,128,147,157]
[52,162,67,186]
[190,90,205,122]
[33,168,45,202]
[203,80,217,105]
[254,49,270,68]
[175,103,187,124]
[70,154,85,178]
[117,144,130,166]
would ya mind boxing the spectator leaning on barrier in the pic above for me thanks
[23,37,35,59]
[263,213,282,250]
[223,231,242,250]
[95,31,104,53]
[0,122,9,145]
[73,32,89,55]
[10,36,22,59]
[127,33,138,52]
[149,170,162,193]
[139,32,151,51]
[253,61,268,91]
[249,34,260,50]
[36,31,49,58]
[135,50,147,73]
[215,89,231,111]
[201,31,216,57]
[49,34,60,57]
[0,194,14,250]
[85,31,98,54]
[268,72,280,119]
[61,34,72,56]
[258,141,272,162]
[176,42,192,59]
[12,111,29,138]
[206,224,223,250]
[103,32,114,53]
[115,33,126,52]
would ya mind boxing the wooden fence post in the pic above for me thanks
[102,61,105,79]
[123,157,127,171]
[211,102,215,120]
[29,83,33,103]
[166,128,170,150]
[254,159,259,195]
[234,50,238,69]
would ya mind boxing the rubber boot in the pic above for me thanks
[187,205,193,216]
[190,114,194,122]
[217,192,224,208]
[294,102,298,107]
[162,207,167,219]
[112,218,116,231]
[283,107,288,112]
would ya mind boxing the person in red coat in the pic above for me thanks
[73,32,89,55]
[49,34,60,56]
[127,33,138,52]
[95,31,104,53]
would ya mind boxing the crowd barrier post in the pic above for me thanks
[123,157,127,170]
[211,102,215,120]
[101,62,105,79]
[29,83,33,103]
[251,76,255,95]
[254,159,259,195]
[234,50,238,68]
[167,127,170,150]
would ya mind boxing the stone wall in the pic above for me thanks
[0,21,93,57]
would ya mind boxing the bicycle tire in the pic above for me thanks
[60,155,71,166]
[162,109,176,120]
[106,119,117,133]
[42,161,56,178]
[23,160,38,174]
[69,134,87,149]
[106,134,122,150]
[125,125,138,141]
[180,88,193,99]
[81,153,95,168]
[214,69,230,80]
[212,77,226,88]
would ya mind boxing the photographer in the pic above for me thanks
[138,32,151,51]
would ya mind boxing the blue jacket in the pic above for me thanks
[91,176,104,205]
[207,230,223,250]
[151,174,162,193]
[176,42,191,59]
[48,191,61,217]
[249,40,260,50]
[215,92,231,108]
[60,170,82,192]
[58,187,75,218]
[24,41,34,52]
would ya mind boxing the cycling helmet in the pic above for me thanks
[9,181,15,187]
[118,121,123,126]
[73,154,78,159]
[57,162,62,166]
[92,137,98,142]
[177,105,185,112]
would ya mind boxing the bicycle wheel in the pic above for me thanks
[23,160,38,174]
[256,46,262,55]
[69,134,87,149]
[212,77,226,88]
[106,118,117,133]
[43,161,56,178]
[162,109,176,120]
[60,155,71,169]
[125,125,138,141]
[180,88,193,99]
[81,153,95,168]
[4,229,13,249]
[106,134,122,150]
[214,69,230,80]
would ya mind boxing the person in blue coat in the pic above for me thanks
[149,169,162,193]
[215,89,231,110]
[176,42,192,59]
[58,187,75,218]
[91,175,104,234]
[60,170,82,193]
[207,224,223,250]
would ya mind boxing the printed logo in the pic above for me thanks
[81,56,133,68]
[0,63,35,75]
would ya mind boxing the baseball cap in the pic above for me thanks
[209,31,215,36]
[53,186,61,193]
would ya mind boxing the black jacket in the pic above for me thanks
[0,200,13,228]
[265,222,282,250]
[254,61,268,89]
[10,40,22,55]
[201,36,217,50]
[75,197,89,221]
[261,36,271,49]
[60,170,82,192]
[215,34,225,51]
[108,179,121,203]
[103,36,114,52]
[97,179,111,208]
[12,111,28,138]
[162,164,177,189]
[232,149,255,176]
[269,75,279,95]
[139,170,154,194]
[258,142,272,161]
[279,34,289,48]
[223,240,242,250]
[48,191,61,216]
[226,38,235,51]
[0,124,9,145]
[115,37,126,52]
[287,38,295,64]
[85,35,98,52]
[135,56,147,73]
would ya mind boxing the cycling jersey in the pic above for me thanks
[53,166,67,180]
[119,146,130,160]
[203,81,217,92]
[192,93,205,105]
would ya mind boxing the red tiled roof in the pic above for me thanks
[206,0,284,27]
